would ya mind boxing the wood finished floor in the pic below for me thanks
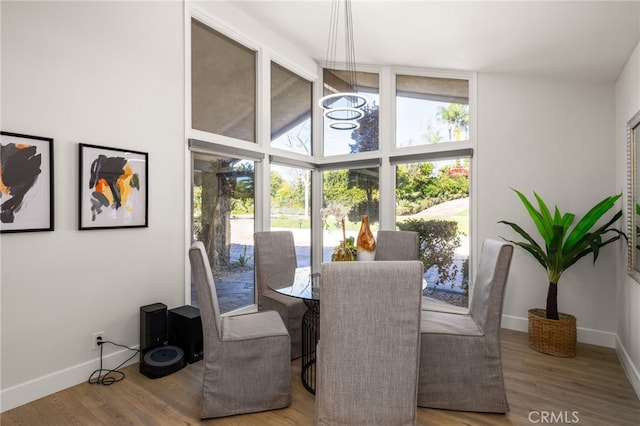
[2,329,639,425]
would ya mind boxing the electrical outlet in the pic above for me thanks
[92,331,104,350]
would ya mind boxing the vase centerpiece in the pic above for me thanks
[356,214,376,261]
[499,189,625,357]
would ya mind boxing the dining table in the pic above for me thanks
[267,264,428,395]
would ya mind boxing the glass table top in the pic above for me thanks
[268,267,320,301]
[268,265,427,302]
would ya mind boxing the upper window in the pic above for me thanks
[323,69,379,156]
[191,19,256,142]
[396,75,469,147]
[271,62,313,155]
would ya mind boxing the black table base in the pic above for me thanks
[301,299,319,394]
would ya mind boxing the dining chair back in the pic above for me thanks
[189,241,291,419]
[315,260,423,426]
[417,238,513,413]
[374,230,419,260]
[254,231,308,359]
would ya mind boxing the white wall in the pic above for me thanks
[1,1,185,411]
[477,73,621,347]
[615,42,640,397]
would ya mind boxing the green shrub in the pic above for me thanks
[397,218,461,285]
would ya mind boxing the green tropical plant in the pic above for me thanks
[499,189,625,320]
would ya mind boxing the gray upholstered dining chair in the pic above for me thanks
[254,231,308,359]
[417,238,514,413]
[374,230,419,260]
[189,241,291,419]
[315,261,423,426]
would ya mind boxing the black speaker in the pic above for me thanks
[140,302,167,351]
[168,305,203,364]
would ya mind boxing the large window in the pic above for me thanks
[396,75,469,147]
[192,152,256,313]
[188,8,474,314]
[393,73,471,308]
[395,157,470,308]
[271,62,313,155]
[191,18,256,142]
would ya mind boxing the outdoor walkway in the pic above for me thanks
[198,241,467,313]
[198,203,471,313]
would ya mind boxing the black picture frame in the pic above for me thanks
[79,143,148,230]
[0,131,54,233]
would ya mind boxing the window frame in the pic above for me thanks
[186,4,477,314]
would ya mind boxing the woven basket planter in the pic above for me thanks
[528,308,576,357]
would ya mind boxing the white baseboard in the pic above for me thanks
[501,314,617,348]
[501,314,529,334]
[616,336,640,400]
[0,346,139,413]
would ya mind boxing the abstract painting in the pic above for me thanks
[79,143,148,230]
[0,132,54,233]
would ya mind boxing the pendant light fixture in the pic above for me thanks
[319,0,367,130]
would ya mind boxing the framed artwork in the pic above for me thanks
[79,143,148,230]
[0,131,54,233]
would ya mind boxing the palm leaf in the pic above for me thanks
[534,191,554,237]
[564,194,621,251]
[563,210,624,260]
[498,220,547,267]
[501,237,547,269]
[512,189,552,246]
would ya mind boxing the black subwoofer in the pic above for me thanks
[168,305,203,364]
[140,302,167,350]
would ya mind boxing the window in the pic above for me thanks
[191,18,256,142]
[271,62,313,155]
[270,163,312,267]
[188,8,474,314]
[322,69,379,156]
[396,75,469,147]
[322,166,379,262]
[192,151,256,313]
[395,157,470,308]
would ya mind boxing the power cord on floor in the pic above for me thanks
[88,340,140,386]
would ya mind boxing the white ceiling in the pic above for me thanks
[228,0,640,82]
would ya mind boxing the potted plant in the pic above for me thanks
[499,189,625,357]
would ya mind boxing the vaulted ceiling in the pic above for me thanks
[229,0,640,82]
